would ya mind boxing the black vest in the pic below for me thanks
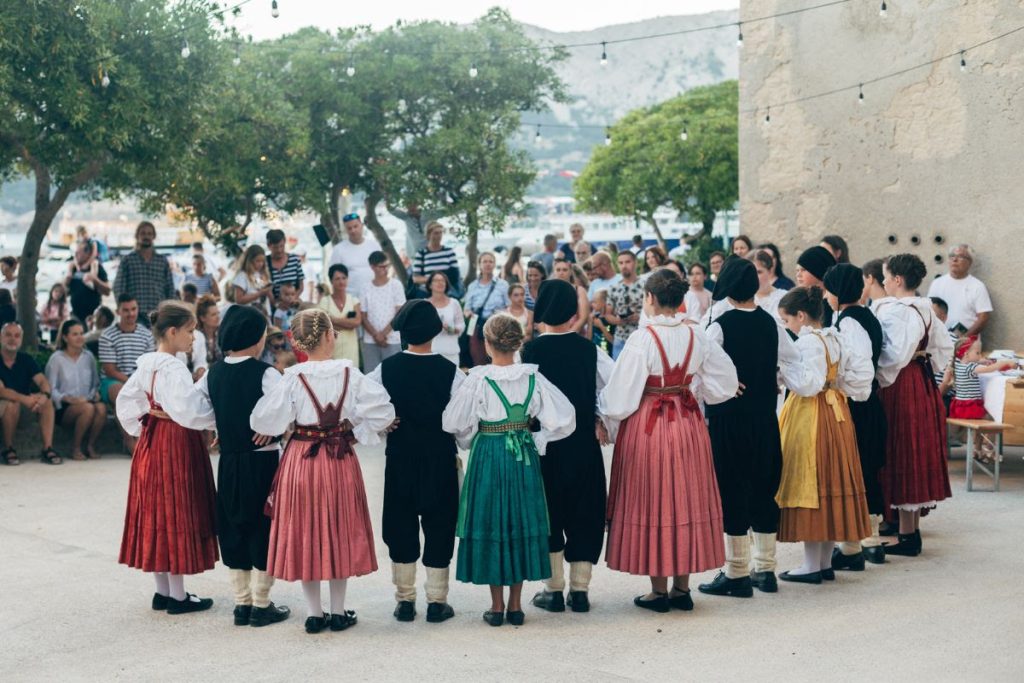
[521,333,597,434]
[207,357,278,454]
[837,306,883,369]
[705,308,779,417]
[379,352,458,457]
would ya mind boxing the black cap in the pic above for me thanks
[533,279,578,326]
[392,300,442,345]
[797,246,836,282]
[712,257,759,302]
[823,263,865,305]
[218,305,267,352]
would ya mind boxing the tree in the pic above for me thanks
[574,81,738,248]
[0,0,226,345]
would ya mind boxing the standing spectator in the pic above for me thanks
[758,243,796,290]
[65,241,111,323]
[0,322,59,465]
[45,319,107,461]
[317,264,362,363]
[820,235,851,264]
[328,212,381,299]
[361,251,406,372]
[426,271,464,366]
[38,283,70,344]
[98,295,155,409]
[502,246,526,285]
[412,221,460,294]
[504,284,534,341]
[559,223,593,263]
[605,251,644,360]
[531,234,559,275]
[388,202,444,262]
[195,295,222,369]
[644,245,669,274]
[463,252,511,366]
[112,221,175,323]
[184,253,219,298]
[266,229,304,300]
[573,241,593,266]
[0,290,16,328]
[191,241,225,281]
[76,224,110,263]
[751,250,786,322]
[0,257,17,301]
[524,260,546,311]
[927,243,993,337]
[684,263,713,323]
[708,251,726,290]
[230,244,273,316]
[551,260,591,337]
[181,283,199,305]
[586,252,621,299]
[731,235,753,258]
[629,234,646,257]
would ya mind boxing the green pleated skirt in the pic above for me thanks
[456,431,551,586]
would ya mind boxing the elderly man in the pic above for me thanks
[328,212,382,299]
[0,323,59,465]
[927,244,993,337]
[586,252,621,299]
[112,221,175,323]
[559,223,593,263]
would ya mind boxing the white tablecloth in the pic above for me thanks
[980,374,1010,423]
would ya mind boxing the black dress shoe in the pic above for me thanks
[483,610,504,627]
[778,570,823,585]
[567,591,590,613]
[506,610,525,626]
[233,604,253,626]
[531,590,565,612]
[166,593,214,614]
[884,531,922,557]
[821,568,836,581]
[669,590,694,611]
[698,572,754,598]
[394,600,416,622]
[426,602,455,623]
[750,571,778,594]
[329,610,357,631]
[633,592,670,613]
[305,613,329,634]
[863,545,886,564]
[250,602,290,627]
[831,547,866,571]
[151,593,169,611]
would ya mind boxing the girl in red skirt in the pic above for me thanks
[874,255,954,556]
[946,335,1016,462]
[599,270,738,613]
[117,300,219,614]
[251,309,395,634]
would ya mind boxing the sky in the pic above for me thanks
[237,0,740,39]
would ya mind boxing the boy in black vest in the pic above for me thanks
[521,280,613,613]
[368,300,462,623]
[198,305,290,627]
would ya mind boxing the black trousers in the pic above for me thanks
[849,392,888,515]
[216,449,278,571]
[708,410,782,537]
[382,452,458,568]
[541,436,607,564]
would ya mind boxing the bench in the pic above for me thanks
[947,418,1012,492]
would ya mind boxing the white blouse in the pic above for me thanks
[116,353,216,437]
[431,297,465,360]
[790,327,873,401]
[872,296,953,389]
[441,363,575,456]
[250,359,395,445]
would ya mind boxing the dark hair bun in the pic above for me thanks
[885,253,927,290]
[149,310,160,327]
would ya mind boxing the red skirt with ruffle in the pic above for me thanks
[949,398,986,419]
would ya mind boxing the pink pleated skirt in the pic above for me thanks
[605,395,726,577]
[266,439,378,582]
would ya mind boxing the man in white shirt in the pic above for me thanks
[328,212,381,299]
[926,243,993,337]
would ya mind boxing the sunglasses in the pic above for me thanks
[342,213,360,222]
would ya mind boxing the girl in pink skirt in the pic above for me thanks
[599,270,739,613]
[252,309,395,634]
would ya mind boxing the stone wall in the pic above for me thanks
[739,0,1024,346]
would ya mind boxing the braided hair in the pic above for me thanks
[290,309,331,352]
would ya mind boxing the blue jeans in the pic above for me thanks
[612,339,626,360]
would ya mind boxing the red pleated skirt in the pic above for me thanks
[605,395,725,577]
[119,416,218,575]
[879,359,952,510]
[266,439,377,582]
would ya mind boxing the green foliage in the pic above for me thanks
[681,233,725,268]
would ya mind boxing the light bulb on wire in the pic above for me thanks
[959,50,967,72]
[600,42,608,67]
[346,61,355,77]
[736,24,744,48]
[271,0,280,18]
[100,68,110,88]
[604,128,612,146]
[764,107,771,126]
[858,83,864,105]
[879,1,887,18]
[535,124,542,145]
[181,41,190,59]
[680,127,688,142]
[469,62,478,78]
[233,44,241,66]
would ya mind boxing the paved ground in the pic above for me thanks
[2,441,1022,681]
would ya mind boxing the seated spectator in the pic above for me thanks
[0,289,16,328]
[84,305,114,357]
[45,319,107,461]
[181,282,198,305]
[0,256,18,301]
[261,327,288,366]
[271,280,301,332]
[98,294,154,408]
[0,322,59,465]
[184,253,219,298]
[39,283,69,345]
[927,243,993,337]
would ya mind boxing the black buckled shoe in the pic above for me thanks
[250,602,290,627]
[633,592,670,613]
[426,602,455,623]
[531,590,565,612]
[151,593,169,611]
[394,600,416,622]
[483,610,504,627]
[884,531,922,557]
[863,545,886,565]
[750,571,778,593]
[831,547,866,571]
[698,572,754,598]
[567,591,590,613]
[166,593,214,614]
[329,610,357,631]
[778,570,823,585]
[506,610,525,626]
[669,590,694,611]
[233,604,253,626]
[305,613,329,634]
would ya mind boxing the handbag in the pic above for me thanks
[469,280,497,340]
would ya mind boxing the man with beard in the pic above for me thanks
[113,221,175,324]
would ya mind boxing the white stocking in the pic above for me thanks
[329,579,348,614]
[819,542,835,571]
[301,581,323,618]
[790,542,822,576]
[168,574,186,601]
[153,572,170,597]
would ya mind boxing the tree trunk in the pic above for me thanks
[463,210,480,286]
[644,214,667,254]
[363,194,408,283]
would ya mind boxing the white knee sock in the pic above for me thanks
[751,532,778,573]
[153,572,170,597]
[392,562,417,603]
[229,569,253,606]
[790,542,822,575]
[569,562,593,592]
[724,534,751,579]
[301,581,323,618]
[252,570,274,609]
[329,579,348,614]
[424,566,450,604]
[546,551,566,592]
[819,542,835,571]
[168,574,186,601]
[839,540,862,555]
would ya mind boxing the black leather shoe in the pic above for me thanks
[778,570,823,585]
[233,604,253,625]
[426,602,454,623]
[698,572,754,598]
[166,593,214,614]
[567,591,590,613]
[863,545,886,565]
[250,602,290,627]
[531,590,565,612]
[394,600,416,622]
[483,610,504,626]
[305,613,329,634]
[151,593,169,611]
[831,547,866,571]
[329,610,357,631]
[884,531,922,557]
[750,571,778,593]
[633,592,670,613]
[506,610,525,626]
[669,590,694,611]
[821,568,836,581]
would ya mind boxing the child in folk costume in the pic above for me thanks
[367,300,464,624]
[442,314,575,627]
[824,264,890,570]
[251,309,395,634]
[600,270,738,613]
[196,305,290,627]
[874,255,954,556]
[775,287,873,584]
[117,301,218,614]
[521,280,614,614]
[698,259,813,599]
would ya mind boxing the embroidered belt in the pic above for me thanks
[477,422,534,466]
[291,424,355,459]
[478,421,530,433]
[642,384,697,434]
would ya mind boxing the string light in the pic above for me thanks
[959,49,967,71]
[600,41,608,66]
[181,40,191,59]
[271,0,279,18]
[100,67,110,88]
[535,124,542,144]
[680,126,689,141]
[604,128,612,145]
[858,83,864,105]
[346,57,355,77]
[469,62,478,78]
[233,44,241,66]
[764,107,771,125]
[879,1,887,18]
[736,23,744,48]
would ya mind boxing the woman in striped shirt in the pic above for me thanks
[412,222,459,291]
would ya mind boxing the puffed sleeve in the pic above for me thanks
[530,373,576,456]
[790,334,828,397]
[778,325,818,395]
[192,332,208,372]
[595,348,615,396]
[835,335,873,402]
[251,373,300,436]
[156,361,216,431]
[695,331,739,405]
[115,371,151,437]
[348,370,396,446]
[442,371,485,449]
[598,332,648,422]
[877,304,923,388]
